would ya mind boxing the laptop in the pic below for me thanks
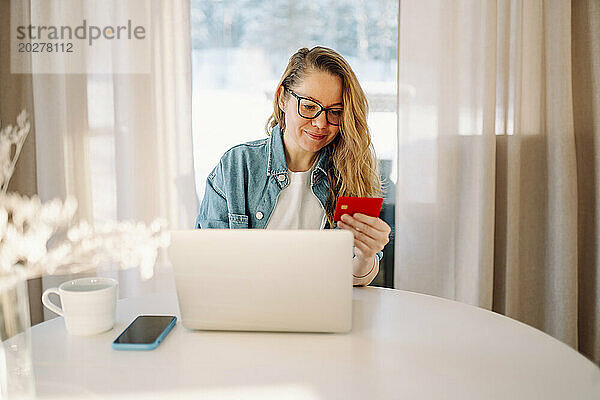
[168,229,354,333]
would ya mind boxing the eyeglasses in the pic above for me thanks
[285,87,343,126]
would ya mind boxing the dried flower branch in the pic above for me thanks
[43,219,170,280]
[0,110,170,290]
[0,110,30,194]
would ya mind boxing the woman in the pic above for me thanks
[196,46,391,286]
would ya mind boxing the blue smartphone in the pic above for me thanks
[112,315,177,351]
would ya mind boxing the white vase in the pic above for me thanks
[0,269,35,399]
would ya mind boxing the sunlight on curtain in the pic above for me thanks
[32,0,197,306]
[396,0,579,351]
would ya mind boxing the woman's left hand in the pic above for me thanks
[337,213,391,259]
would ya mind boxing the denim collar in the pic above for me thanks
[267,124,329,179]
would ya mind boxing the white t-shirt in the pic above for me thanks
[266,166,326,230]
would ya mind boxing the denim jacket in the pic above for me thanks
[195,124,383,262]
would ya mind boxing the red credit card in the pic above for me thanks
[333,196,384,222]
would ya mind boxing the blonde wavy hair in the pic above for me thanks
[266,46,382,227]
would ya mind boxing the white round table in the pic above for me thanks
[30,287,600,399]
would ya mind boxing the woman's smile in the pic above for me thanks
[303,129,328,141]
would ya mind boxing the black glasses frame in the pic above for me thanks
[285,87,343,126]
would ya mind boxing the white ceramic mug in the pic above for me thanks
[42,277,118,336]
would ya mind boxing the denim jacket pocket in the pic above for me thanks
[228,213,249,229]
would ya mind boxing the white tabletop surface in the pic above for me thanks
[29,287,600,399]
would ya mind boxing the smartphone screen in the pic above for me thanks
[113,315,176,345]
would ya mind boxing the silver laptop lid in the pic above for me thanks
[168,229,353,333]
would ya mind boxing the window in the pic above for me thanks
[190,0,398,287]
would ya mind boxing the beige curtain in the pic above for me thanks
[396,0,598,363]
[18,0,198,314]
[572,0,600,366]
[0,0,43,325]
